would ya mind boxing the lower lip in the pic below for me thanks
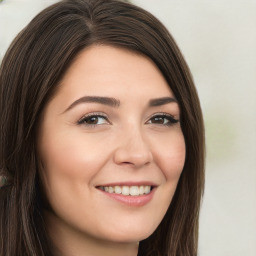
[98,188,156,207]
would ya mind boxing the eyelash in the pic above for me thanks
[146,112,179,126]
[77,112,179,127]
[77,112,110,126]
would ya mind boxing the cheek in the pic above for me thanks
[40,129,104,172]
[38,132,109,220]
[38,132,96,194]
[152,131,186,180]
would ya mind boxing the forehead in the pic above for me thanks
[55,45,174,103]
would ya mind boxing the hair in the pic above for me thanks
[0,0,205,255]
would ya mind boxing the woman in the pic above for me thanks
[0,0,205,255]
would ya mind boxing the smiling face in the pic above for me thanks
[37,45,186,251]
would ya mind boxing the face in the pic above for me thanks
[38,45,186,244]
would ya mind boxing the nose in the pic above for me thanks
[113,127,153,168]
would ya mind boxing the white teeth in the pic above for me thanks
[122,186,130,195]
[114,186,122,194]
[139,185,144,195]
[108,187,114,193]
[99,185,152,196]
[144,185,151,194]
[130,186,139,196]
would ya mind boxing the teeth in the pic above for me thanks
[108,187,114,193]
[100,185,152,196]
[122,186,130,195]
[144,186,151,194]
[114,186,122,194]
[139,185,144,195]
[130,186,139,196]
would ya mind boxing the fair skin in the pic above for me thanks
[38,45,186,256]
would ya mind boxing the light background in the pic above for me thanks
[0,0,255,255]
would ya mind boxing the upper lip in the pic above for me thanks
[96,181,158,187]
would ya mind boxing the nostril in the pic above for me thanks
[113,139,153,167]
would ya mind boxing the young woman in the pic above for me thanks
[0,0,205,255]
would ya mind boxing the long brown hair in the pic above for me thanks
[0,0,205,255]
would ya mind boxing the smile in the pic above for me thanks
[98,185,152,196]
[96,183,156,207]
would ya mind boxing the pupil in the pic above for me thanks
[153,117,164,124]
[87,116,98,124]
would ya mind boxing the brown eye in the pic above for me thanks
[78,114,109,126]
[147,114,178,126]
[85,116,99,124]
[151,116,166,124]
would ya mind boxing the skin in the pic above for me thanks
[37,45,186,256]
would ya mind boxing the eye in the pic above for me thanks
[77,113,110,126]
[146,113,179,126]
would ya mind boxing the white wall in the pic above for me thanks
[1,0,255,255]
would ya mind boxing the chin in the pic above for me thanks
[101,223,157,243]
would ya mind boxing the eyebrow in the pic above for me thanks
[63,95,177,113]
[149,97,178,106]
[63,96,121,113]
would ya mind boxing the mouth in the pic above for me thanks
[96,184,156,206]
[97,185,154,196]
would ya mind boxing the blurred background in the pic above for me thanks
[0,0,255,255]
